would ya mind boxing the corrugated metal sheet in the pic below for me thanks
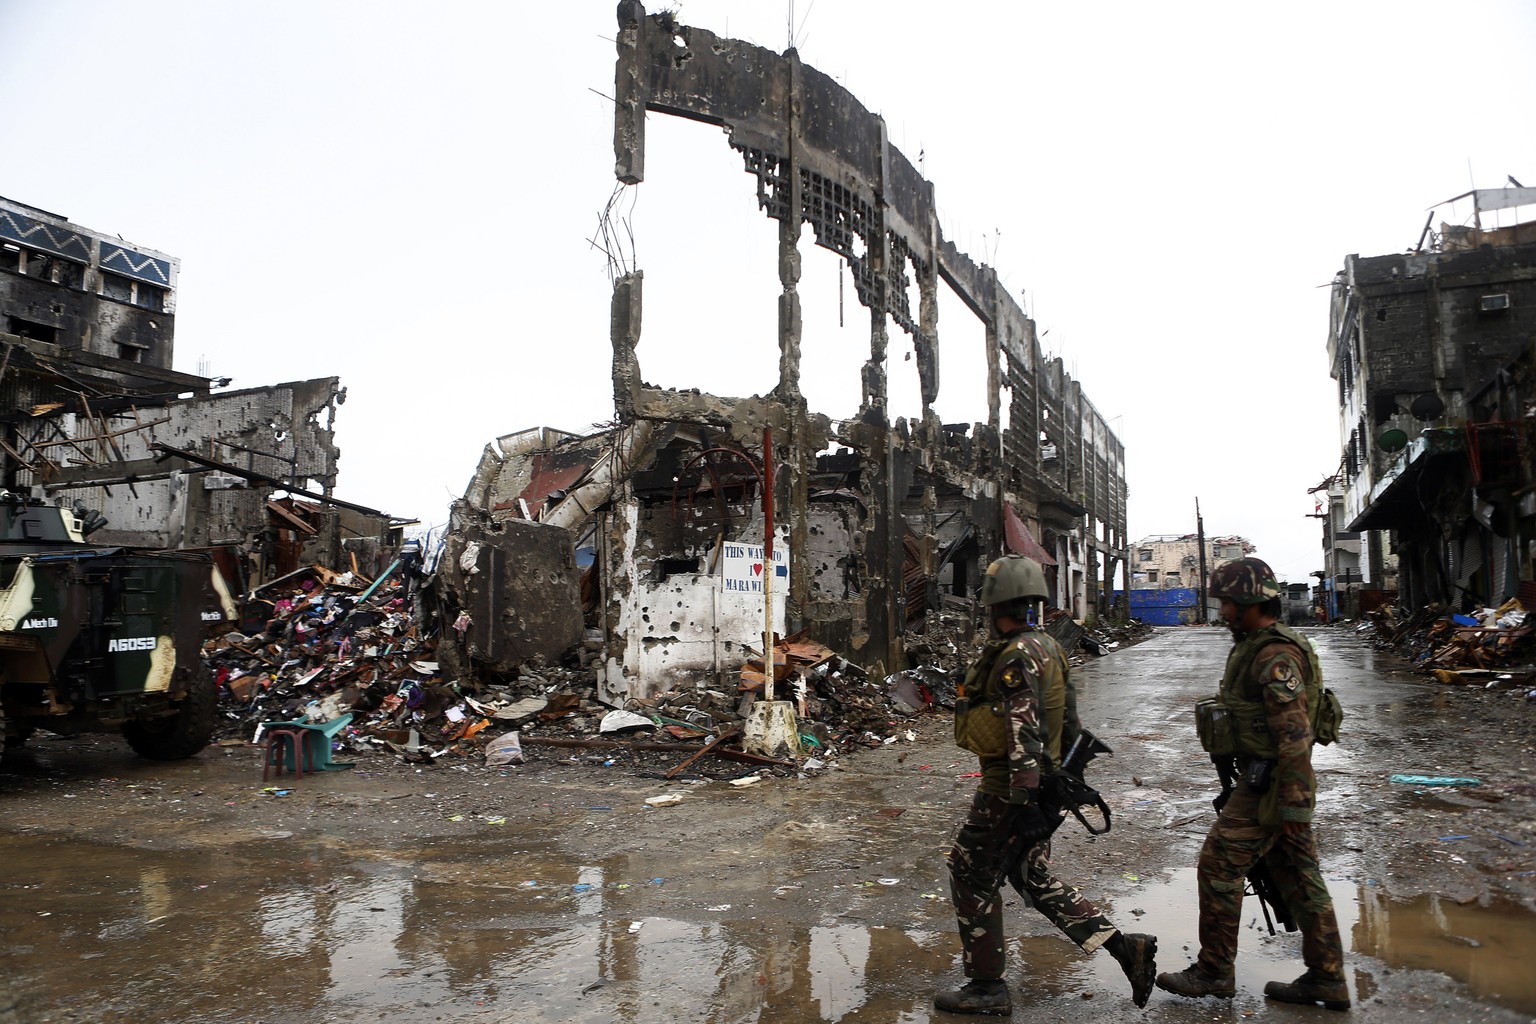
[1117,588,1199,626]
[1003,503,1057,565]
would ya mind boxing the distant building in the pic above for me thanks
[1282,581,1314,625]
[1131,533,1254,591]
[1307,473,1363,620]
[1326,187,1536,612]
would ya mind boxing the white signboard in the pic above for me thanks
[721,542,788,594]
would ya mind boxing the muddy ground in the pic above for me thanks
[3,626,1534,1023]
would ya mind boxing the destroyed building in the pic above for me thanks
[436,6,1131,705]
[1129,534,1254,590]
[0,195,403,578]
[1329,188,1536,613]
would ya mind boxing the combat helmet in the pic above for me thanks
[981,554,1048,605]
[1208,556,1282,605]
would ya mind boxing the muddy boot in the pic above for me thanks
[933,978,1012,1015]
[1264,969,1350,1010]
[1107,932,1159,1008]
[1154,963,1235,999]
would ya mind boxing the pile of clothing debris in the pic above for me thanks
[206,567,1153,774]
[1365,598,1534,688]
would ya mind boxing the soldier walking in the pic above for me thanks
[1156,557,1350,1009]
[936,554,1157,1015]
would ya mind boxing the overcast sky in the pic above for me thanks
[4,1,1534,586]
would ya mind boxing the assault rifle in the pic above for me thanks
[1049,730,1115,836]
[1248,857,1297,935]
[1212,754,1298,935]
[1005,730,1113,895]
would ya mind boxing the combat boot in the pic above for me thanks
[933,978,1012,1015]
[1106,932,1159,1008]
[1155,963,1235,999]
[1264,969,1350,1010]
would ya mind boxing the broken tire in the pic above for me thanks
[122,663,216,760]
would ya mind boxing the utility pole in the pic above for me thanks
[1195,498,1208,624]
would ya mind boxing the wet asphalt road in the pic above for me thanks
[2,626,1534,1023]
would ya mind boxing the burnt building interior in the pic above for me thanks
[0,195,406,582]
[1330,188,1536,612]
[440,6,1129,704]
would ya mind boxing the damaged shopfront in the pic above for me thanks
[1331,194,1536,614]
[435,5,1130,704]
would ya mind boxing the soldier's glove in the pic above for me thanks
[1012,795,1055,847]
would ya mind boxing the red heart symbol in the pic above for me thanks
[752,563,763,576]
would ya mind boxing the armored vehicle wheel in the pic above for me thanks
[3,727,35,749]
[122,663,217,760]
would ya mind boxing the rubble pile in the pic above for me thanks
[207,565,434,740]
[1058,612,1156,661]
[207,567,1157,774]
[1365,599,1534,686]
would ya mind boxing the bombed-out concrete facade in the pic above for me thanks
[1,195,177,367]
[1130,534,1254,590]
[1330,189,1536,611]
[1,196,400,582]
[445,6,1130,702]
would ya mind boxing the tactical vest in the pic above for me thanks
[954,631,1066,759]
[1197,623,1342,758]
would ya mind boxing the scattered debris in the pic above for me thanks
[644,794,684,807]
[1390,775,1482,788]
[207,557,1154,780]
[1364,599,1533,683]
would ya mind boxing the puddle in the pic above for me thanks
[1353,888,1536,1015]
[1099,868,1536,1017]
[7,817,1536,1021]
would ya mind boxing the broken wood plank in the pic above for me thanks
[666,725,738,779]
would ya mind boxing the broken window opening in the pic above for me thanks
[888,311,925,425]
[930,275,988,429]
[100,271,133,303]
[637,119,780,399]
[669,444,764,525]
[6,317,57,344]
[797,242,866,422]
[656,556,701,581]
[93,269,164,311]
[1041,429,1059,462]
[134,282,166,312]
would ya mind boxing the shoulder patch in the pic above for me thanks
[998,662,1029,690]
[1265,660,1302,701]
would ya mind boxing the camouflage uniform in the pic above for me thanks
[948,626,1117,979]
[1194,626,1344,979]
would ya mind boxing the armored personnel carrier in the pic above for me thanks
[0,491,236,759]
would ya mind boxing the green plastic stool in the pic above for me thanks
[261,713,354,777]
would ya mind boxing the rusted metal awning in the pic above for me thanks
[1004,503,1057,565]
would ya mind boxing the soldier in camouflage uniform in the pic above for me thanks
[1156,557,1350,1010]
[936,554,1157,1015]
